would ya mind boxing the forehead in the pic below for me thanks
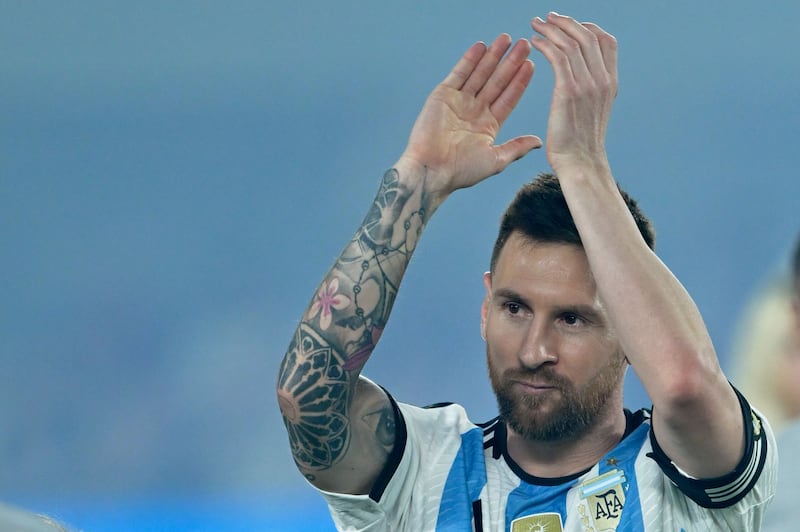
[492,233,597,300]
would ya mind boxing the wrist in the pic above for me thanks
[393,155,451,212]
[550,154,613,185]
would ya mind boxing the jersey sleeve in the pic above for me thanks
[316,393,473,531]
[646,385,777,509]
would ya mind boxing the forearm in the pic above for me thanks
[559,167,720,398]
[531,9,728,415]
[277,160,440,478]
[559,165,744,476]
[277,31,535,487]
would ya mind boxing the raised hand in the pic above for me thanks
[399,34,542,201]
[530,12,618,176]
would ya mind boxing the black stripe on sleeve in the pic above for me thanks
[646,384,768,509]
[368,389,407,503]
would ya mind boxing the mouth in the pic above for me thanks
[512,380,560,394]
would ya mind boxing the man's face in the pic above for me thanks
[481,233,626,441]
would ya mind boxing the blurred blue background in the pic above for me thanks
[2,1,798,530]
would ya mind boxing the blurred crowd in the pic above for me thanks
[732,232,800,530]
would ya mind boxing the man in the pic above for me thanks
[763,233,800,531]
[277,13,776,531]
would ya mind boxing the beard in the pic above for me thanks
[488,347,625,442]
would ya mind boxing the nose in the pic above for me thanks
[518,318,558,369]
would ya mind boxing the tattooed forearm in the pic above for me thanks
[278,168,431,473]
[337,169,429,363]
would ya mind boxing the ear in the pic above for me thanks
[481,271,492,340]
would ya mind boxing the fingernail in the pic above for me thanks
[533,16,544,24]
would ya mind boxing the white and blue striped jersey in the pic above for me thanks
[318,388,776,531]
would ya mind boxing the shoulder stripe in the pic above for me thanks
[480,417,502,457]
[423,401,454,409]
[478,416,501,430]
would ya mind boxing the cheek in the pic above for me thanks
[486,329,514,359]
[485,322,522,364]
[559,335,620,378]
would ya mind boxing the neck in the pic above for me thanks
[505,401,627,479]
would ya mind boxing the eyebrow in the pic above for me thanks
[492,287,527,304]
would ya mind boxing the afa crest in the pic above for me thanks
[578,469,627,531]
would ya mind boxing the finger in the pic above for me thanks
[531,13,606,87]
[489,58,534,124]
[582,22,618,81]
[544,13,608,82]
[530,16,578,88]
[492,135,542,174]
[461,33,513,96]
[477,39,532,105]
[441,41,488,90]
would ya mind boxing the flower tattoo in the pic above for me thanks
[307,277,352,330]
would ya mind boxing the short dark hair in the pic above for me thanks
[489,173,656,272]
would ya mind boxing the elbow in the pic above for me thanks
[277,386,297,424]
[655,346,724,410]
[276,355,299,422]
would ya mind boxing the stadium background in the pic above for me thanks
[2,1,799,529]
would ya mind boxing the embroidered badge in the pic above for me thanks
[752,412,762,438]
[579,469,626,531]
[510,512,563,532]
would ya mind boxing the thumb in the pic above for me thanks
[493,135,542,173]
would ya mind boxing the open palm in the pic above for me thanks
[401,35,541,198]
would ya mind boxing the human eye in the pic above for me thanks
[495,293,530,319]
[501,300,528,318]
[561,312,585,327]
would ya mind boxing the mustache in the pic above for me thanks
[502,366,571,390]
